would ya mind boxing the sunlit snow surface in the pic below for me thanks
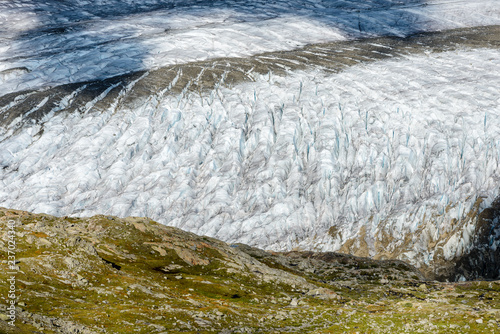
[1,0,500,268]
[1,0,500,94]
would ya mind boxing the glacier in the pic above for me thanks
[2,0,500,94]
[1,0,500,279]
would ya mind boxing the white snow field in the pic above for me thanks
[1,0,500,95]
[1,0,500,276]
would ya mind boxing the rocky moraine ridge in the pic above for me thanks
[0,208,499,333]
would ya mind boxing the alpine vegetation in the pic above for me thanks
[1,0,500,281]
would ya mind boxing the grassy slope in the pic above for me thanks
[0,208,498,333]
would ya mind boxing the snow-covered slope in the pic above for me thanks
[1,0,500,279]
[1,0,500,95]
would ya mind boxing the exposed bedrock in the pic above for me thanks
[449,198,500,281]
[333,196,500,281]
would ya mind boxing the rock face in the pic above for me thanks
[449,198,500,281]
[0,208,499,333]
[336,196,500,281]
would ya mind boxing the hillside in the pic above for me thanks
[0,208,499,333]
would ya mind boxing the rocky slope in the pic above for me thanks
[0,208,499,333]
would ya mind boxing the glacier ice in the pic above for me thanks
[1,47,500,272]
[2,0,500,95]
[1,0,500,275]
